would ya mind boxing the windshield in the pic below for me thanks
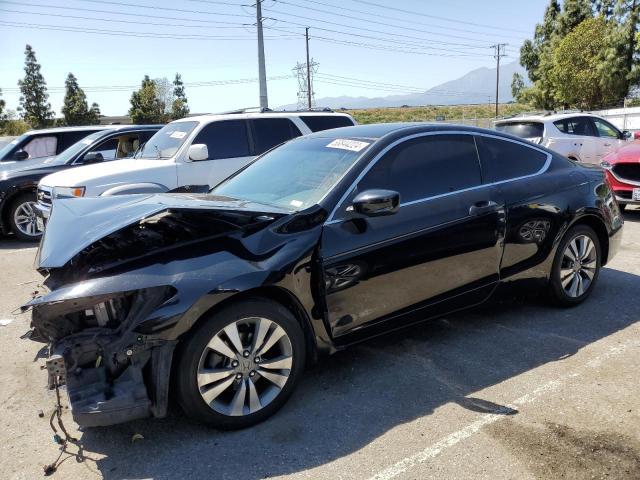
[0,134,27,160]
[43,130,110,166]
[495,122,544,139]
[137,121,197,159]
[212,137,372,210]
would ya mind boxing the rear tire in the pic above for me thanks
[9,193,42,241]
[175,298,306,429]
[548,225,601,307]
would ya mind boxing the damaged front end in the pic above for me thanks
[28,285,178,427]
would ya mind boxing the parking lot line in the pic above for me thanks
[367,337,639,480]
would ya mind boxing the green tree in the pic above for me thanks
[171,73,190,120]
[61,73,97,125]
[17,45,54,128]
[88,102,101,125]
[511,73,526,102]
[128,75,163,124]
[551,17,616,109]
[600,0,640,99]
[0,88,5,120]
[556,0,594,36]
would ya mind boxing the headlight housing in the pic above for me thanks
[600,161,613,170]
[54,186,86,199]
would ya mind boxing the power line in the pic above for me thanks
[273,0,527,42]
[1,75,296,94]
[351,0,532,35]
[263,6,497,47]
[74,0,252,18]
[267,26,490,58]
[0,8,252,30]
[0,21,298,41]
[0,1,250,26]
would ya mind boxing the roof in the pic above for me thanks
[24,125,113,135]
[172,110,353,123]
[495,112,606,124]
[304,122,500,141]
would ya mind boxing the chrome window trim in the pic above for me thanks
[325,130,553,224]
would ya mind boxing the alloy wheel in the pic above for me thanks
[559,234,597,298]
[13,201,41,238]
[196,317,293,417]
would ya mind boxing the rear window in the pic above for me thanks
[495,122,544,139]
[300,115,355,132]
[250,118,301,155]
[476,136,548,183]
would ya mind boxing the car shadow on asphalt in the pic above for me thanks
[76,267,639,480]
[0,235,39,250]
[623,207,640,223]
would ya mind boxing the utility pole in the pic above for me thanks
[305,27,312,110]
[492,43,507,118]
[256,0,268,109]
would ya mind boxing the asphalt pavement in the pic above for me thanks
[0,210,639,480]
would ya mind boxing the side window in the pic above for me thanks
[58,130,98,152]
[193,120,250,160]
[250,118,302,155]
[592,118,620,139]
[115,134,140,158]
[477,136,548,183]
[553,117,595,136]
[81,137,119,162]
[22,135,58,159]
[357,134,481,203]
[300,115,355,132]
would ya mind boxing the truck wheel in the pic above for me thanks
[9,193,42,241]
[175,298,306,429]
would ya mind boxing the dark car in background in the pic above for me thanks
[26,123,623,430]
[0,126,108,172]
[0,124,161,240]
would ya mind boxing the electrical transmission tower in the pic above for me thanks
[293,59,319,110]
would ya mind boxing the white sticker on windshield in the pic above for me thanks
[326,139,370,152]
[169,131,186,139]
[290,200,303,208]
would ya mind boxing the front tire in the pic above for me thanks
[9,193,42,241]
[549,225,601,307]
[176,298,306,429]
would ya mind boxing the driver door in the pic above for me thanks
[320,134,504,340]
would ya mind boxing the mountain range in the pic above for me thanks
[279,62,528,110]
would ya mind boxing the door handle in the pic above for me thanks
[604,143,612,147]
[469,200,499,217]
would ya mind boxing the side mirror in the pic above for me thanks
[188,144,209,161]
[14,150,28,160]
[81,152,104,164]
[622,130,632,140]
[352,189,400,217]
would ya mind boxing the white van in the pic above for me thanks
[36,111,356,219]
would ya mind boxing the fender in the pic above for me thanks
[100,182,169,196]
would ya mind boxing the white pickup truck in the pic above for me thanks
[494,112,631,164]
[36,111,356,220]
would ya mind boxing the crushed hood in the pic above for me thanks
[37,193,289,271]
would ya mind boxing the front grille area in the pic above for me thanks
[612,163,640,183]
[37,188,52,207]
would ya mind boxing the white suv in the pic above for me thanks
[494,112,631,164]
[37,111,355,219]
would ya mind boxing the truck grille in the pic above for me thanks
[612,163,640,183]
[37,187,52,207]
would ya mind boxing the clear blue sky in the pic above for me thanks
[0,0,548,116]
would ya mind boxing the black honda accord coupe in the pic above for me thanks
[25,123,623,429]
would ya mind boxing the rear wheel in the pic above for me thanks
[176,298,305,429]
[549,225,601,307]
[9,193,42,241]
